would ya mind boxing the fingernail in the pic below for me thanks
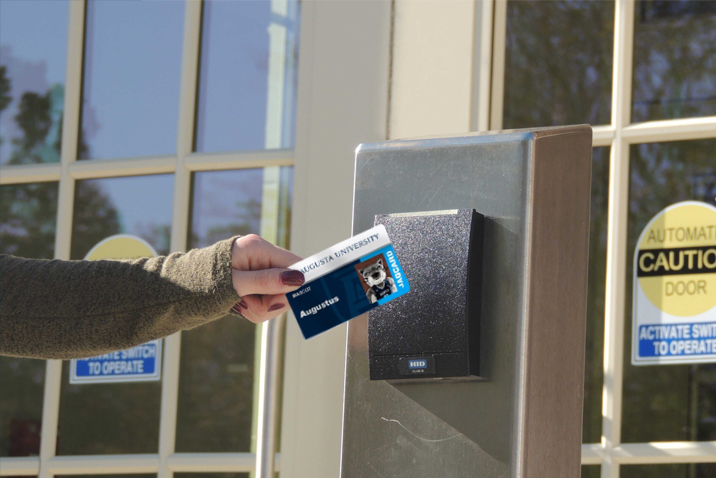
[232,300,247,313]
[268,303,285,312]
[238,300,248,309]
[281,270,305,286]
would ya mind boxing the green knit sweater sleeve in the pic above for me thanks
[0,238,243,360]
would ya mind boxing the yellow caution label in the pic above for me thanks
[636,203,716,317]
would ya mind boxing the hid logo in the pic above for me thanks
[408,359,427,370]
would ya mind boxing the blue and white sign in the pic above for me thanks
[632,202,716,365]
[70,340,162,384]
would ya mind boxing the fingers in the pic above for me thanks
[232,268,305,297]
[232,234,303,271]
[235,293,288,323]
[229,234,305,324]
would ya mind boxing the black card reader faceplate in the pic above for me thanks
[369,209,484,381]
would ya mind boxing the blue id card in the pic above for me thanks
[287,225,410,339]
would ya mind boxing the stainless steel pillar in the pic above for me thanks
[342,125,593,478]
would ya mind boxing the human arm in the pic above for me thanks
[0,236,303,359]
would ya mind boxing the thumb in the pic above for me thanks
[232,268,305,297]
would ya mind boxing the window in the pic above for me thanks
[0,182,59,457]
[0,0,69,166]
[495,0,716,474]
[78,0,185,160]
[0,0,299,475]
[0,0,68,459]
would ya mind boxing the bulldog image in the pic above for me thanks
[358,258,397,304]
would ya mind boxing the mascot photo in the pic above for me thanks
[356,255,397,304]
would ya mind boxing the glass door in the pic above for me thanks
[0,1,300,477]
[492,1,716,477]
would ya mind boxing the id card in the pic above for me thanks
[287,225,410,339]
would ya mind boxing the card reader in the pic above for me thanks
[368,209,484,381]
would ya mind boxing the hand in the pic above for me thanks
[231,235,304,323]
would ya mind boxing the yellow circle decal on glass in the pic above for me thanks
[636,202,716,317]
[84,234,158,261]
[632,201,716,366]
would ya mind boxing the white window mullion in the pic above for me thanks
[612,442,716,465]
[2,452,283,476]
[185,149,294,172]
[158,1,203,478]
[167,452,274,473]
[0,457,40,476]
[0,163,62,185]
[254,2,294,474]
[47,455,160,475]
[582,443,606,465]
[622,116,716,144]
[489,0,507,131]
[592,125,617,147]
[38,2,86,477]
[254,313,285,478]
[52,0,84,279]
[38,362,63,478]
[68,156,177,179]
[601,1,636,478]
[251,166,281,477]
[472,0,495,133]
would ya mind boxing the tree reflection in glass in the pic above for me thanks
[70,175,173,260]
[503,0,614,129]
[0,182,58,259]
[0,0,68,165]
[0,1,67,450]
[581,465,600,478]
[632,0,716,122]
[0,49,64,257]
[78,0,184,160]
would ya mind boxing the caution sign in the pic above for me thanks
[632,201,716,365]
[70,235,163,384]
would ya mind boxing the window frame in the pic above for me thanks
[6,0,716,477]
[487,0,716,475]
[0,1,293,476]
